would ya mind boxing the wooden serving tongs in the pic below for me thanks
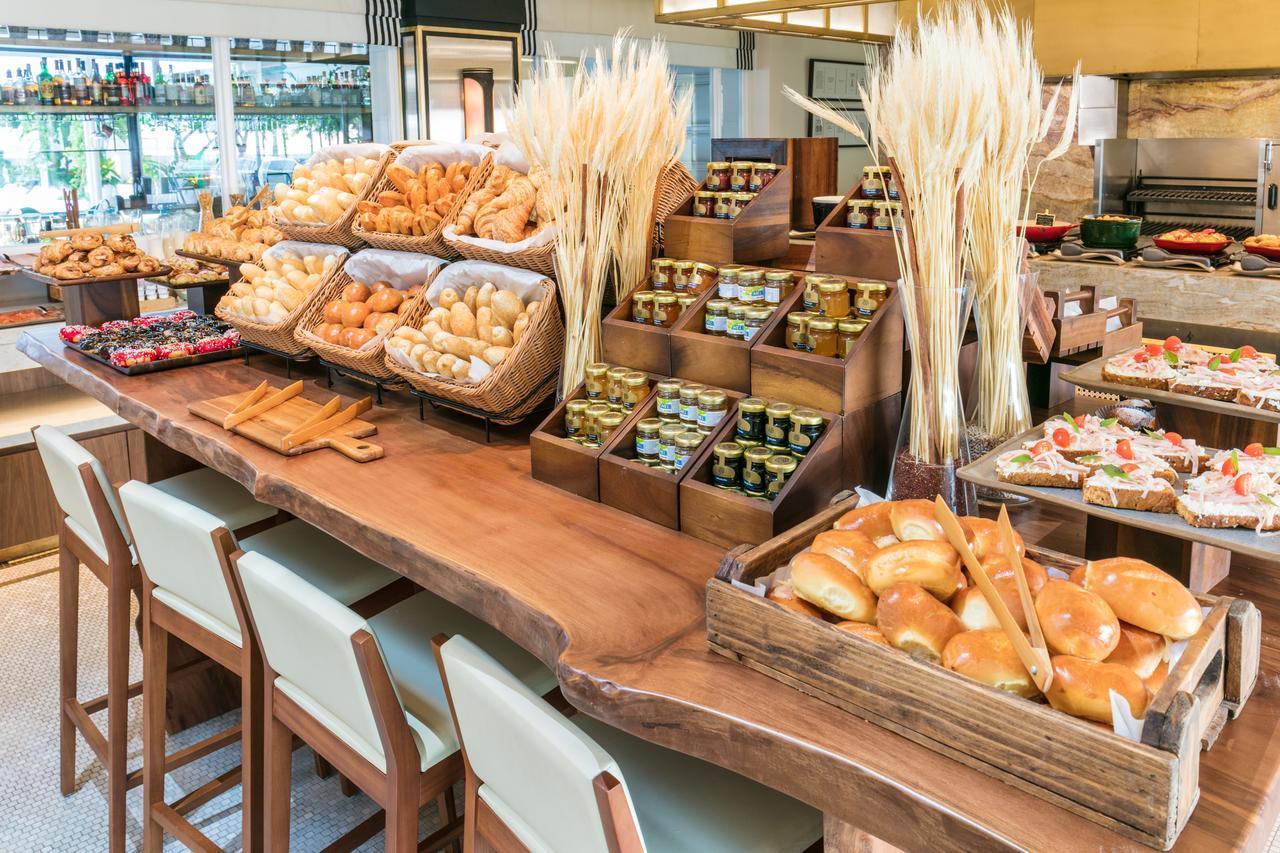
[933,497,1053,693]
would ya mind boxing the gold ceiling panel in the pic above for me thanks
[654,0,898,42]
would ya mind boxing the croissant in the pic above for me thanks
[456,187,496,235]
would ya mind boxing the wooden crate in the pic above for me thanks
[813,183,901,281]
[679,407,843,548]
[706,495,1262,850]
[1049,287,1143,358]
[670,280,802,394]
[598,387,745,529]
[601,284,716,377]
[709,137,838,231]
[662,166,793,266]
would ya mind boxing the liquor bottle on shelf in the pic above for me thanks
[136,65,151,105]
[37,57,54,106]
[152,63,166,104]
[1,71,13,106]
[73,60,88,105]
[90,60,103,105]
[195,74,209,106]
[104,64,120,107]
[24,65,38,105]
[165,65,178,103]
[58,60,71,105]
[50,60,63,105]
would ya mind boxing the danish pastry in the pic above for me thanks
[71,231,103,251]
[105,234,136,254]
[52,261,87,280]
[87,246,115,267]
[90,263,125,278]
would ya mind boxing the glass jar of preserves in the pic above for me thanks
[658,422,684,470]
[743,306,774,343]
[765,454,798,500]
[862,165,886,199]
[855,282,889,318]
[650,258,674,291]
[737,269,765,305]
[596,411,625,447]
[705,161,732,191]
[887,172,900,200]
[837,318,868,358]
[802,274,826,312]
[872,201,893,231]
[635,417,663,463]
[717,265,744,300]
[655,379,683,421]
[584,362,610,400]
[676,293,698,317]
[704,299,730,336]
[631,290,655,324]
[736,397,767,446]
[679,383,706,426]
[674,431,704,472]
[622,371,650,411]
[786,312,814,351]
[584,403,612,447]
[846,199,873,229]
[712,442,745,489]
[789,409,825,456]
[763,270,792,306]
[673,260,696,292]
[887,201,904,231]
[807,316,838,358]
[651,294,681,328]
[742,446,773,497]
[692,262,718,292]
[817,279,850,319]
[727,304,747,340]
[691,191,717,218]
[606,366,630,409]
[696,389,728,433]
[765,402,794,450]
[564,398,590,441]
[729,162,753,192]
[714,192,733,219]
[750,162,779,191]
[730,192,755,219]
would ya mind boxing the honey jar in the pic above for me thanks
[679,383,706,427]
[872,202,893,231]
[635,417,663,463]
[673,260,696,292]
[786,312,814,351]
[692,262,718,292]
[650,258,674,291]
[730,192,754,219]
[743,306,774,343]
[712,442,745,489]
[737,269,765,305]
[730,162,754,192]
[765,454,798,501]
[862,165,887,199]
[789,409,825,456]
[691,191,717,218]
[674,431,704,472]
[717,265,745,301]
[742,446,773,497]
[584,403,612,447]
[887,201,904,231]
[727,304,747,340]
[714,192,733,219]
[697,389,729,433]
[764,402,794,450]
[622,371,650,411]
[802,275,826,312]
[677,293,698,316]
[763,270,792,306]
[564,398,590,441]
[631,290,655,324]
[595,411,625,447]
[736,397,767,446]
[855,282,889,318]
[705,161,732,192]
[704,299,730,336]
[817,279,850,319]
[655,379,683,422]
[658,422,684,470]
[606,366,630,409]
[807,316,838,358]
[887,172,900,200]
[651,293,681,327]
[837,318,868,358]
[584,362,610,400]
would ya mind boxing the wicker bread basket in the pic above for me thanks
[214,242,350,355]
[652,159,700,252]
[292,249,448,379]
[351,141,492,259]
[383,260,563,423]
[267,143,393,249]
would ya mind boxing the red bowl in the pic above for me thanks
[1017,221,1076,242]
[1152,235,1231,255]
[1245,243,1280,260]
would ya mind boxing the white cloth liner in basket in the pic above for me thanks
[271,142,391,225]
[220,240,350,323]
[393,141,489,173]
[442,135,555,253]
[298,248,447,354]
[388,259,547,384]
[467,132,530,173]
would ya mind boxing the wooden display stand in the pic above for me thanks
[709,137,838,231]
[1026,287,1143,410]
[813,183,901,281]
[601,285,716,377]
[662,166,793,266]
[175,249,240,314]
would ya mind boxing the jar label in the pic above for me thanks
[743,324,761,342]
[636,437,660,455]
[712,463,740,487]
[728,319,746,337]
[742,466,767,494]
[657,397,680,415]
[674,449,692,470]
[718,282,738,299]
[680,402,697,422]
[764,285,781,304]
[739,285,764,303]
[659,443,675,462]
[698,409,725,428]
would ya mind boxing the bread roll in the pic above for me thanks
[1045,655,1149,724]
[1035,579,1120,661]
[963,516,1026,561]
[835,621,889,646]
[1077,558,1202,640]
[863,540,964,601]
[942,629,1039,699]
[876,582,965,663]
[810,530,877,581]
[951,586,1000,631]
[1104,622,1167,679]
[790,552,877,624]
[889,499,947,542]
[766,581,825,620]
[983,553,1048,598]
[833,502,898,547]
[1144,659,1170,694]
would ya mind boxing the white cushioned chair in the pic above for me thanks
[434,634,823,853]
[31,424,277,853]
[232,549,557,852]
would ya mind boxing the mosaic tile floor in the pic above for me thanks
[0,553,447,852]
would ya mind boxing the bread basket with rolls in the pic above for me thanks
[292,248,448,379]
[267,142,393,249]
[352,141,492,259]
[214,241,350,355]
[383,259,564,423]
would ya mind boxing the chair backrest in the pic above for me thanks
[117,480,243,645]
[438,635,643,853]
[32,425,130,562]
[234,549,398,772]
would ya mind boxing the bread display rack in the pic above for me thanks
[705,494,1261,850]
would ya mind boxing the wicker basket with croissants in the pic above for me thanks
[34,233,163,282]
[356,159,474,237]
[451,164,551,244]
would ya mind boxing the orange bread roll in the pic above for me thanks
[863,540,964,601]
[1046,655,1149,724]
[810,529,877,581]
[834,502,897,546]
[876,582,965,663]
[1077,557,1202,640]
[963,516,1026,561]
[951,586,1000,632]
[835,621,890,646]
[1144,659,1170,694]
[767,581,825,621]
[1035,579,1120,661]
[942,629,1039,699]
[889,499,947,542]
[982,553,1048,598]
[790,552,877,623]
[1104,622,1167,679]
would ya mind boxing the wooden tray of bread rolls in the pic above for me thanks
[705,495,1261,850]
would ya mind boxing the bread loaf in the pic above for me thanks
[1104,621,1167,679]
[876,582,965,663]
[833,502,898,547]
[961,517,1025,561]
[1077,557,1202,640]
[789,552,877,623]
[1035,579,1120,661]
[863,540,965,601]
[889,499,947,542]
[942,629,1039,699]
[1045,655,1149,724]
[766,581,825,620]
[809,530,877,581]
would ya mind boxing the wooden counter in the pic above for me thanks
[18,323,1280,853]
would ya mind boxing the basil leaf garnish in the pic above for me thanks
[1230,347,1243,363]
[1102,464,1130,479]
[1099,417,1118,427]
[1164,350,1179,364]
[1009,453,1032,465]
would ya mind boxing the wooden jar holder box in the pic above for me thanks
[705,495,1261,850]
[601,283,717,377]
[599,387,746,529]
[661,166,793,266]
[813,182,901,282]
[679,405,843,548]
[1047,286,1143,358]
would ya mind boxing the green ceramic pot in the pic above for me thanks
[1079,214,1142,249]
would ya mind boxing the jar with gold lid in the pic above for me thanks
[786,312,814,351]
[595,411,625,447]
[727,304,747,340]
[631,290,655,324]
[674,431,704,472]
[729,192,754,219]
[855,282,889,318]
[651,293,680,328]
[584,362,610,400]
[737,269,765,305]
[658,422,684,470]
[846,198,873,229]
[692,262,718,292]
[676,293,698,317]
[717,265,743,301]
[765,454,798,500]
[622,371,650,411]
[764,402,794,450]
[691,191,717,218]
[650,258,674,291]
[736,397,767,446]
[730,162,753,192]
[789,409,825,456]
[712,442,745,489]
[802,274,826,313]
[742,446,773,497]
[714,192,733,220]
[564,398,590,441]
[817,279,850,319]
[763,270,792,306]
[635,417,662,463]
[837,318,868,358]
[704,299,730,336]
[743,306,774,343]
[705,161,732,191]
[749,162,779,192]
[872,202,893,231]
[606,366,630,409]
[672,260,696,292]
[696,389,728,433]
[807,316,838,358]
[679,383,706,426]
[584,403,612,447]
[862,165,887,199]
[655,379,683,422]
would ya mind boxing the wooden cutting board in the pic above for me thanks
[190,386,383,462]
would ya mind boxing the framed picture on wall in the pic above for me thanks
[808,58,867,102]
[807,107,867,149]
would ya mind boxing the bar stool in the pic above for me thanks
[230,549,558,852]
[433,633,824,853]
[119,480,409,852]
[31,424,278,853]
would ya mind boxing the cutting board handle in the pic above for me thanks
[325,433,384,462]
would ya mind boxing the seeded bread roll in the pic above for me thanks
[1077,557,1203,640]
[1045,655,1149,724]
[876,582,965,664]
[789,552,877,624]
[942,629,1039,699]
[1035,579,1121,661]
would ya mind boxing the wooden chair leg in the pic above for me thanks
[313,753,334,779]
[57,542,79,797]
[384,792,420,853]
[242,645,266,852]
[463,775,478,853]
[437,788,460,853]
[106,571,132,853]
[142,599,168,853]
[338,774,358,798]
[264,709,293,852]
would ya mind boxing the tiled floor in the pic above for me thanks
[0,552,447,852]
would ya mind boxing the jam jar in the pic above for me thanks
[692,191,716,218]
[622,371,650,411]
[789,409,825,456]
[837,318,868,358]
[855,282,889,318]
[692,262,718,292]
[714,192,733,219]
[742,446,773,497]
[704,299,730,336]
[729,162,753,192]
[862,165,886,199]
[655,379,683,422]
[635,417,662,463]
[584,362,610,400]
[705,161,732,191]
[763,270,792,306]
[750,162,779,191]
[765,454,798,500]
[651,293,681,327]
[817,279,851,318]
[674,431,704,472]
[697,389,729,433]
[887,172,900,200]
[672,260,696,292]
[807,317,838,358]
[658,422,684,470]
[872,202,893,231]
[717,265,744,300]
[730,192,754,218]
[764,402,794,450]
[584,403,612,446]
[785,312,814,351]
[606,367,630,409]
[564,398,590,441]
[846,198,873,229]
[727,304,747,340]
[712,442,745,489]
[737,269,765,305]
[735,397,767,446]
[887,201,904,231]
[743,306,773,343]
[631,290,655,324]
[595,410,625,447]
[802,274,826,312]
[650,258,674,291]
[679,383,706,427]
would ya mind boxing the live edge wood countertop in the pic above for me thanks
[19,323,1280,853]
